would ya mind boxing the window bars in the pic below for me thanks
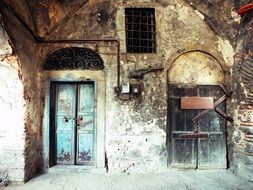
[125,8,156,53]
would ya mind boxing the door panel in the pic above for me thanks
[53,82,96,166]
[55,84,76,164]
[198,86,226,168]
[77,133,94,163]
[168,85,227,169]
[198,137,225,168]
[173,139,196,168]
[170,89,198,168]
[76,83,95,165]
[79,83,95,112]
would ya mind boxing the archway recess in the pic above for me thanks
[167,51,228,169]
[168,51,225,85]
[42,46,106,170]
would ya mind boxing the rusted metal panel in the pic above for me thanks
[181,97,214,110]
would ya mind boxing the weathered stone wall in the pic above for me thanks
[0,19,25,183]
[106,0,234,173]
[185,0,237,44]
[232,9,253,180]
[37,0,234,173]
[0,7,44,181]
[1,0,246,180]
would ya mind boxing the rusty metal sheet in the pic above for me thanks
[181,97,214,110]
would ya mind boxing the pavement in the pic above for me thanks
[1,169,253,190]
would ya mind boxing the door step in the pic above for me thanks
[48,165,106,174]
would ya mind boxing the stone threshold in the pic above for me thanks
[47,165,106,174]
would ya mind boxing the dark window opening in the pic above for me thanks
[125,8,156,53]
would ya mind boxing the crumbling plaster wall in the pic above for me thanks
[0,20,25,183]
[1,0,241,178]
[106,0,234,173]
[38,0,234,173]
[0,7,44,181]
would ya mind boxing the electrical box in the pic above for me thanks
[121,82,130,94]
[131,83,141,96]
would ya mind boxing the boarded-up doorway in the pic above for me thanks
[168,85,227,169]
[167,51,228,169]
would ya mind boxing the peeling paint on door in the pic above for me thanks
[52,82,96,166]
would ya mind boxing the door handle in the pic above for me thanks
[73,117,83,121]
[63,116,69,122]
[75,116,84,128]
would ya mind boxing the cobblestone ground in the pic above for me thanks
[1,169,253,190]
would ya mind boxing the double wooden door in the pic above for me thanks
[50,82,96,166]
[168,85,227,169]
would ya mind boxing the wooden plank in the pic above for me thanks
[181,97,214,110]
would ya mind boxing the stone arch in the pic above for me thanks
[43,47,104,70]
[167,51,225,85]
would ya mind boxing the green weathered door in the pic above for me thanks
[51,82,96,165]
[168,85,227,169]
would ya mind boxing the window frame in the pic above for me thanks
[125,8,156,53]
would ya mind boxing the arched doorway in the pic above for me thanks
[43,47,105,168]
[167,51,228,169]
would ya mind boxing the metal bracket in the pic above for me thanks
[215,107,233,122]
[192,86,233,123]
[130,66,164,79]
[219,85,233,98]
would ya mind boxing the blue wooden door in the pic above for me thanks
[55,84,76,164]
[54,82,95,165]
[76,83,96,165]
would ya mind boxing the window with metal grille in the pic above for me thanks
[125,8,156,53]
